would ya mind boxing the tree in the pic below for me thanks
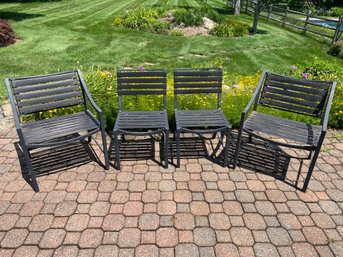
[235,0,241,15]
[251,0,273,34]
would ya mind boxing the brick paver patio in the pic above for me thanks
[0,104,343,257]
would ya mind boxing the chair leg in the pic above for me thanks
[113,131,121,170]
[101,129,109,170]
[302,148,320,192]
[164,130,169,169]
[176,130,181,168]
[223,127,231,167]
[21,144,39,192]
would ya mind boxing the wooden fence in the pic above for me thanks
[227,0,343,43]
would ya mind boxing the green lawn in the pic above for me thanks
[0,0,342,101]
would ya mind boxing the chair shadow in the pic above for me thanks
[15,140,101,190]
[0,12,44,22]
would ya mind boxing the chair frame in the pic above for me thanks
[109,68,169,169]
[174,68,231,167]
[233,71,336,191]
[5,69,109,192]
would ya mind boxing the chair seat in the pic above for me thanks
[176,109,229,129]
[115,111,168,130]
[244,111,322,148]
[22,112,99,146]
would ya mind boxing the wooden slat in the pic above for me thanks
[15,85,80,101]
[19,98,82,115]
[18,92,81,108]
[13,72,75,87]
[263,86,323,102]
[14,79,78,94]
[267,73,330,89]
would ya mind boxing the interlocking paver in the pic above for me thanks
[215,243,239,257]
[194,227,216,247]
[156,228,178,247]
[39,229,65,249]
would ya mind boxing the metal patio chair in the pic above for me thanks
[109,68,169,169]
[233,71,336,192]
[174,68,231,167]
[5,70,109,192]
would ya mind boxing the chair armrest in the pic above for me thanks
[4,78,22,131]
[321,81,337,132]
[77,69,103,115]
[242,71,266,115]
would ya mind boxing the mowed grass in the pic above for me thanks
[0,0,342,101]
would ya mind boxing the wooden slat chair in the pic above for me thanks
[109,68,169,169]
[233,71,336,191]
[174,68,231,167]
[5,70,109,192]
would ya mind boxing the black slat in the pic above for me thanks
[260,99,318,115]
[19,98,82,115]
[263,86,323,102]
[174,76,222,83]
[118,84,165,90]
[174,89,220,94]
[15,85,80,101]
[174,83,221,88]
[118,78,166,84]
[117,71,166,77]
[13,72,76,87]
[174,71,222,76]
[18,92,82,108]
[14,79,78,94]
[262,92,320,109]
[267,73,330,89]
[265,80,326,95]
[119,90,166,96]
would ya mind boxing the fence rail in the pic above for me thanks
[227,0,343,43]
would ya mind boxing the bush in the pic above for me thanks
[174,8,203,27]
[170,29,184,36]
[0,19,16,47]
[330,7,343,17]
[329,40,343,59]
[210,19,249,37]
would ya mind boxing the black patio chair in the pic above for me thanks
[109,68,169,169]
[5,70,109,192]
[233,71,336,192]
[174,68,231,167]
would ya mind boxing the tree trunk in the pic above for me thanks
[252,0,262,34]
[235,0,241,15]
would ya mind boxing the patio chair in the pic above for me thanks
[174,68,231,167]
[233,71,336,192]
[109,68,169,169]
[5,70,109,192]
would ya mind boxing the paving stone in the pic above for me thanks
[123,201,143,217]
[142,190,160,203]
[174,190,192,203]
[102,214,125,231]
[287,200,311,215]
[175,244,199,257]
[254,243,279,257]
[159,180,176,192]
[230,227,254,246]
[278,213,302,230]
[235,190,255,203]
[157,201,176,215]
[204,190,224,203]
[29,215,53,231]
[175,213,195,230]
[13,246,39,257]
[194,227,216,247]
[1,229,28,248]
[315,246,335,257]
[209,213,230,230]
[311,213,336,229]
[67,180,87,192]
[79,229,103,248]
[11,190,35,203]
[54,201,77,216]
[243,213,266,230]
[0,213,18,231]
[39,229,65,249]
[139,213,159,230]
[319,201,342,215]
[267,227,292,246]
[53,246,79,257]
[215,243,239,257]
[199,247,215,257]
[217,180,236,192]
[156,227,178,247]
[44,191,66,204]
[135,245,158,257]
[191,201,210,216]
[179,230,193,243]
[128,180,146,192]
[94,245,119,257]
[292,242,319,257]
[223,201,243,216]
[65,214,90,231]
[330,241,343,257]
[77,190,98,203]
[189,180,206,192]
[186,163,202,173]
[89,202,110,216]
[246,180,266,191]
[303,227,329,245]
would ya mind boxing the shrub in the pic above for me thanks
[330,7,343,17]
[174,8,203,27]
[170,29,184,36]
[0,19,16,47]
[210,19,249,37]
[328,40,343,59]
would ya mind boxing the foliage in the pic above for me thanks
[328,40,343,59]
[0,19,16,47]
[210,19,249,37]
[173,8,203,27]
[169,29,184,36]
[330,7,343,17]
[290,58,343,128]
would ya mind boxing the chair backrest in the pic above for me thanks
[173,68,223,109]
[117,68,167,110]
[6,70,84,117]
[259,72,332,117]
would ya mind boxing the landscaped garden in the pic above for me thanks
[0,0,342,129]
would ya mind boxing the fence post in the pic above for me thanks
[332,17,343,43]
[267,4,273,21]
[282,7,289,27]
[303,10,311,33]
[245,0,249,13]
